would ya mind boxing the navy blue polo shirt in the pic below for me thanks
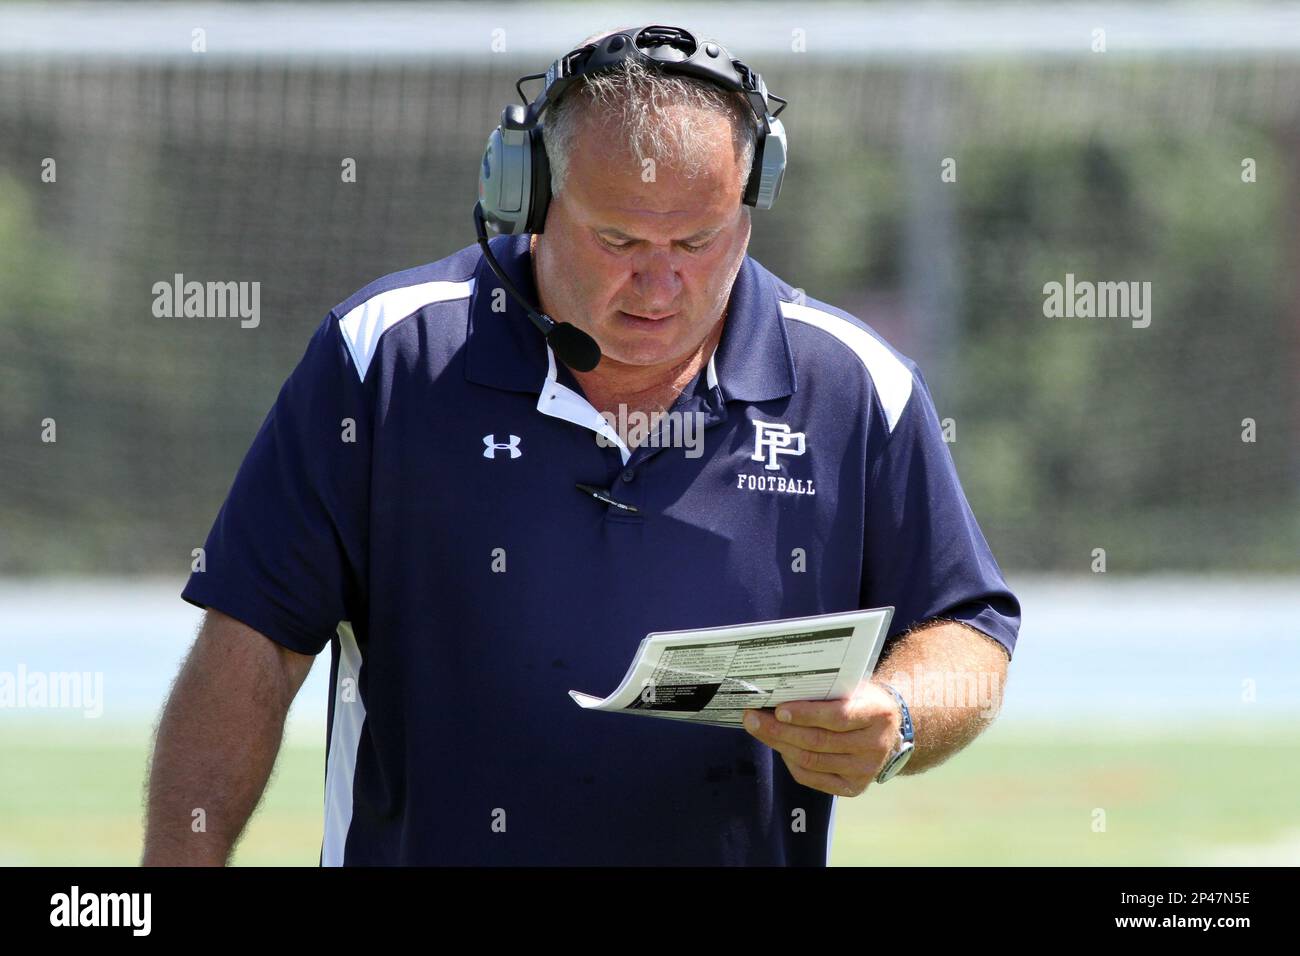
[182,232,1021,866]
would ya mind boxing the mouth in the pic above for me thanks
[617,309,679,324]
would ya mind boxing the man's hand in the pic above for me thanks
[742,620,1011,796]
[741,680,900,797]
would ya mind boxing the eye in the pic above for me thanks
[597,234,713,253]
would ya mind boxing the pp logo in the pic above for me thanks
[483,434,522,459]
[751,420,806,470]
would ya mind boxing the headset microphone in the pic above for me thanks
[472,202,602,372]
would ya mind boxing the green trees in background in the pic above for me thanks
[1,61,1296,574]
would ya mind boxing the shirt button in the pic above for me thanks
[622,468,636,483]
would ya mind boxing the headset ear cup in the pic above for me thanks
[527,125,552,234]
[751,116,787,210]
[742,119,768,208]
[478,118,531,235]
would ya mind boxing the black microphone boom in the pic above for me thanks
[472,203,602,372]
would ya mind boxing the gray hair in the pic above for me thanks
[542,27,758,202]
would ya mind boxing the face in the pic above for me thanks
[532,108,752,371]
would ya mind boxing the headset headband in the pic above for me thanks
[509,25,787,138]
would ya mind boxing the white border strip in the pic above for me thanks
[825,793,838,865]
[321,621,365,867]
[5,4,1300,59]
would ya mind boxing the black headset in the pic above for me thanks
[472,24,790,372]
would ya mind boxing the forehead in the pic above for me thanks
[561,108,745,233]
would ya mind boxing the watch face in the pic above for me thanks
[877,741,914,783]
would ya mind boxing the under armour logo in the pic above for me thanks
[751,420,806,470]
[483,434,522,459]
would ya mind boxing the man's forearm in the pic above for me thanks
[142,621,297,865]
[873,619,1010,775]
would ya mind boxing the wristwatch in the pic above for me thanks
[875,682,914,784]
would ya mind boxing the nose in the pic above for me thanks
[629,247,683,313]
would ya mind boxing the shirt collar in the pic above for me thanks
[465,232,797,403]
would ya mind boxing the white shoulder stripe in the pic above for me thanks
[779,299,914,433]
[338,278,474,381]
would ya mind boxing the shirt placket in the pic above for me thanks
[535,345,729,520]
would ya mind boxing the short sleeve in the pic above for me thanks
[182,313,371,655]
[860,366,1021,658]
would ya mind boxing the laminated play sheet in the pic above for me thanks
[568,607,895,728]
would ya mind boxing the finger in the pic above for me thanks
[770,698,861,732]
[744,707,869,755]
[766,740,877,778]
[782,758,869,798]
[776,685,897,733]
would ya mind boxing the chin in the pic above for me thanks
[598,315,701,365]
[602,335,691,368]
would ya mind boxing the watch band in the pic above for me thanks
[875,682,915,784]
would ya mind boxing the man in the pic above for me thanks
[144,25,1020,866]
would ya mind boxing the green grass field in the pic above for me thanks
[3,717,1297,865]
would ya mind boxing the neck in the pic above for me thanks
[572,316,724,418]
